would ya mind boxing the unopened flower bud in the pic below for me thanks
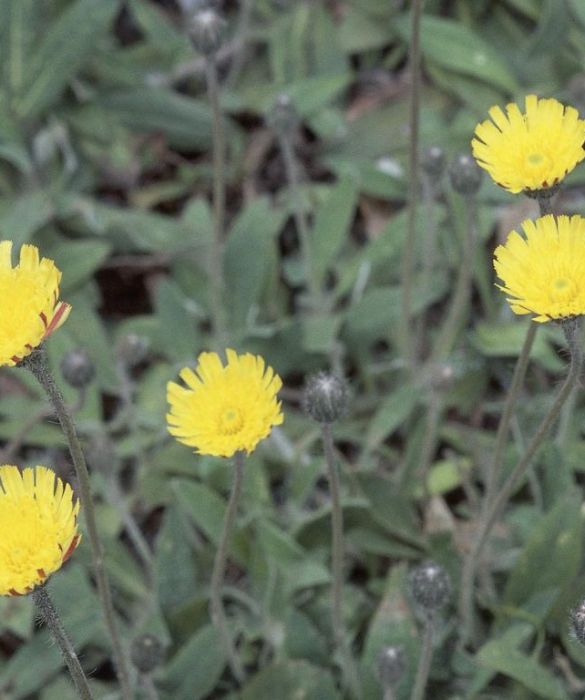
[303,373,349,424]
[448,153,483,195]
[570,601,585,645]
[427,361,456,392]
[60,348,95,389]
[188,8,226,55]
[408,561,451,613]
[267,94,300,136]
[421,146,445,179]
[377,645,407,688]
[117,334,149,368]
[131,634,165,674]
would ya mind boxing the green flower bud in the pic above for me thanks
[60,348,95,389]
[188,8,226,55]
[267,94,300,136]
[421,146,446,179]
[303,373,349,424]
[131,634,165,674]
[449,153,483,195]
[408,561,451,613]
[377,645,407,688]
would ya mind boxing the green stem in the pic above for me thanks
[431,194,476,361]
[210,451,245,683]
[321,424,362,699]
[410,617,434,700]
[459,318,581,647]
[416,392,443,499]
[278,132,321,308]
[23,348,133,700]
[204,55,228,349]
[33,586,95,700]
[399,0,424,366]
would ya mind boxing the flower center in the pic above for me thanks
[219,407,244,435]
[551,277,574,301]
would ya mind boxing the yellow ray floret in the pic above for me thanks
[0,242,71,366]
[494,214,585,322]
[472,95,585,194]
[167,349,284,458]
[0,466,80,596]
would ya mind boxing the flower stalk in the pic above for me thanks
[459,317,582,646]
[210,451,245,682]
[410,616,434,700]
[400,0,424,366]
[34,585,95,700]
[22,347,133,700]
[321,424,362,699]
[204,54,229,349]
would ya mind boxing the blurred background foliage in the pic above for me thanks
[2,0,585,698]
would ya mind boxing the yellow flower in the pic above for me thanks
[0,241,71,366]
[0,465,80,596]
[167,349,284,458]
[494,214,585,322]
[472,95,585,194]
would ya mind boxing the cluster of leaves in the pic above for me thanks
[2,0,585,698]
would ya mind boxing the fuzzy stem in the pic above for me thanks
[432,194,476,361]
[34,586,95,700]
[204,55,228,349]
[23,348,132,700]
[410,617,434,700]
[210,451,245,683]
[399,0,424,366]
[278,131,321,308]
[459,318,581,647]
[321,424,362,699]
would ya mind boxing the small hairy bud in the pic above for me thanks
[421,146,446,179]
[408,560,451,613]
[377,645,407,688]
[116,334,150,368]
[188,8,226,55]
[60,348,95,389]
[448,153,483,195]
[570,601,585,645]
[266,94,300,136]
[131,634,165,674]
[303,373,349,424]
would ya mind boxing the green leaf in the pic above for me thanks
[477,625,567,699]
[364,383,419,452]
[0,191,54,247]
[155,279,199,362]
[17,0,118,118]
[43,237,112,293]
[99,88,214,150]
[156,506,198,612]
[395,15,518,94]
[224,198,283,330]
[503,495,583,610]
[312,179,358,282]
[163,625,226,700]
[241,660,337,700]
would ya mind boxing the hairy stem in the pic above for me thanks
[23,348,132,700]
[399,0,424,366]
[459,318,581,647]
[205,55,228,349]
[321,424,362,699]
[410,617,434,700]
[278,132,321,308]
[34,586,95,700]
[210,451,245,683]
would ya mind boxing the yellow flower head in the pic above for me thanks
[494,214,585,322]
[472,95,585,194]
[167,349,284,458]
[0,242,71,366]
[0,466,80,596]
